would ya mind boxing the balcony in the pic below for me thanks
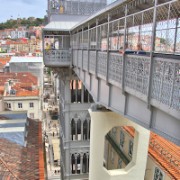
[44,49,71,67]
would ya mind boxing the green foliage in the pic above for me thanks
[0,17,44,30]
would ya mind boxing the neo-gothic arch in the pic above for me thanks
[83,113,91,140]
[71,153,81,174]
[83,120,88,140]
[70,113,83,122]
[71,154,75,174]
[70,115,83,141]
[71,118,76,140]
[70,152,89,174]
[82,153,88,173]
[70,113,91,141]
[85,112,90,118]
[77,119,81,140]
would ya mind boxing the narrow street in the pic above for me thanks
[43,105,61,180]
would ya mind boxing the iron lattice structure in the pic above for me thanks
[48,0,107,15]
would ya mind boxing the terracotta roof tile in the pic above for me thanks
[0,119,45,180]
[123,126,180,179]
[0,72,39,97]
[0,57,11,65]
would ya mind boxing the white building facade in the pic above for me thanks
[4,95,41,119]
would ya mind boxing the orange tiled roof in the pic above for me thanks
[0,72,39,97]
[0,63,4,69]
[149,134,180,179]
[0,119,45,179]
[0,72,38,86]
[123,126,180,179]
[123,126,135,137]
[0,86,4,95]
[14,89,39,97]
[0,57,11,65]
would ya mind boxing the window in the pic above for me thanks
[120,130,125,148]
[118,159,122,169]
[29,103,34,108]
[18,103,22,108]
[7,103,11,109]
[154,167,163,180]
[128,140,133,157]
[112,127,117,139]
[111,151,114,164]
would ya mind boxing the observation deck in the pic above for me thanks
[43,0,180,145]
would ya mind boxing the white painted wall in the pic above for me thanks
[89,110,150,180]
[145,157,172,180]
[0,98,4,112]
[4,96,41,119]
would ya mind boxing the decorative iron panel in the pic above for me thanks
[125,55,150,95]
[73,50,77,66]
[108,53,123,84]
[171,65,180,110]
[44,50,71,65]
[89,51,96,73]
[78,50,82,68]
[152,58,180,110]
[83,50,88,71]
[97,51,107,78]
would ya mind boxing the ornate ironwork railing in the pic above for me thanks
[125,55,150,95]
[108,53,123,86]
[151,58,180,109]
[97,51,107,78]
[89,51,96,74]
[72,49,180,111]
[70,0,180,112]
[44,50,71,67]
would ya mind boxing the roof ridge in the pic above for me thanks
[150,134,180,158]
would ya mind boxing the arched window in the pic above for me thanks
[77,119,81,140]
[82,153,87,173]
[77,154,81,174]
[87,154,89,172]
[71,119,76,141]
[70,80,76,103]
[88,120,91,139]
[71,154,75,174]
[77,80,82,103]
[83,120,88,140]
[84,87,89,103]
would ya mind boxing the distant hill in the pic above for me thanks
[0,17,44,30]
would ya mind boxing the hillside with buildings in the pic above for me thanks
[0,25,43,56]
[0,17,44,30]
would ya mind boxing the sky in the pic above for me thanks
[0,0,117,23]
[0,0,47,23]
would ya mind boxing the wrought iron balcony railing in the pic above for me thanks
[44,49,71,67]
